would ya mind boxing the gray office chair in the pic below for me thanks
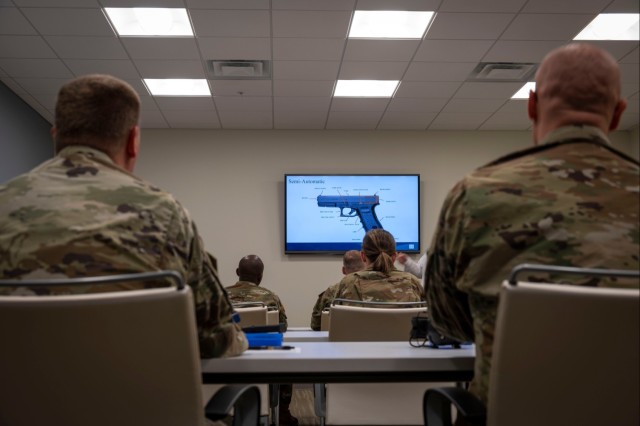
[316,298,447,425]
[0,271,261,426]
[424,264,640,426]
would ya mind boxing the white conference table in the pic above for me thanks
[201,341,474,384]
[283,330,328,342]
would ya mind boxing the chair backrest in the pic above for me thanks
[320,309,330,331]
[488,268,640,426]
[328,299,428,342]
[266,309,279,326]
[234,305,268,327]
[0,271,207,426]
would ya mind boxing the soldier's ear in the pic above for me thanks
[609,99,627,131]
[125,126,140,159]
[527,90,538,121]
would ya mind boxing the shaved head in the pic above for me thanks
[529,43,626,142]
[236,254,264,285]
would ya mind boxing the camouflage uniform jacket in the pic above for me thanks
[226,280,288,328]
[310,282,340,330]
[0,146,247,359]
[335,268,425,303]
[424,125,640,404]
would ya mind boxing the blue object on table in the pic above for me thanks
[245,332,283,347]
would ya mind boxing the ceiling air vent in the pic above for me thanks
[207,59,271,80]
[467,62,537,82]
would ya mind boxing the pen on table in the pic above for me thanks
[249,345,295,350]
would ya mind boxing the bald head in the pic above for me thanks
[529,43,626,142]
[236,255,264,285]
[342,249,365,275]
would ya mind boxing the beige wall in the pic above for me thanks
[135,129,636,327]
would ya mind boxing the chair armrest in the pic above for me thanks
[205,384,261,426]
[424,387,486,426]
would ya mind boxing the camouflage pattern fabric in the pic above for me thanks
[424,125,640,404]
[310,282,340,330]
[0,146,247,358]
[335,269,425,303]
[226,280,288,328]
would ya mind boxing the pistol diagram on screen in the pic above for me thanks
[317,194,383,232]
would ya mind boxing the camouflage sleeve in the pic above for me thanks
[184,221,248,358]
[424,181,475,342]
[310,290,326,330]
[273,293,288,330]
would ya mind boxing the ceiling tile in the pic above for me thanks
[273,0,355,10]
[122,38,200,60]
[0,58,72,78]
[357,0,440,10]
[134,59,205,78]
[162,109,220,129]
[439,0,527,13]
[190,10,270,37]
[12,0,99,6]
[155,97,215,110]
[210,80,272,96]
[500,14,595,41]
[483,40,566,62]
[273,38,345,61]
[427,13,515,40]
[343,40,420,62]
[478,99,530,130]
[1,77,27,94]
[273,80,334,97]
[454,82,524,99]
[64,59,140,80]
[219,109,273,129]
[214,96,272,111]
[274,110,327,129]
[13,77,69,94]
[0,7,37,35]
[330,98,390,112]
[428,112,492,129]
[0,35,56,58]
[45,36,128,59]
[587,41,640,61]
[273,61,340,81]
[29,92,57,110]
[377,112,435,130]
[620,47,639,64]
[272,11,351,38]
[185,0,269,8]
[137,95,159,111]
[198,37,271,60]
[274,96,332,111]
[394,81,462,98]
[326,110,383,129]
[139,109,168,128]
[619,63,640,89]
[404,62,476,82]
[603,0,640,13]
[22,8,114,36]
[414,40,494,62]
[386,97,449,112]
[442,98,506,113]
[338,61,408,80]
[521,0,611,13]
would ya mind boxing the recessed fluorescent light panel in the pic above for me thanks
[349,11,434,39]
[104,8,193,36]
[512,82,536,99]
[574,13,639,40]
[334,80,400,97]
[144,79,210,96]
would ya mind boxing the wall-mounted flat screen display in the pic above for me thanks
[284,174,420,254]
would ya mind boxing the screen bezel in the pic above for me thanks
[284,173,421,255]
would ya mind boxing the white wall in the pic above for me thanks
[135,129,636,327]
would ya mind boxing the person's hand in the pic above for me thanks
[396,252,408,265]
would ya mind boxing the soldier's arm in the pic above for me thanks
[424,183,474,342]
[310,290,326,330]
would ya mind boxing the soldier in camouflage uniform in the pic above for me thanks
[310,249,364,330]
[0,74,247,359]
[424,43,640,406]
[335,229,425,303]
[224,254,298,425]
[226,254,288,329]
